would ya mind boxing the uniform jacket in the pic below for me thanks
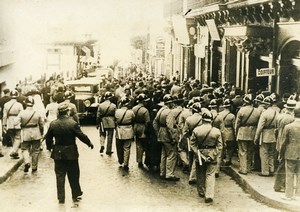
[254,107,278,143]
[3,99,23,129]
[235,105,260,141]
[183,113,202,137]
[211,109,219,129]
[97,100,116,129]
[275,111,294,151]
[115,107,135,140]
[45,115,92,160]
[15,107,44,141]
[215,109,235,142]
[153,105,177,143]
[281,118,300,160]
[178,108,192,132]
[132,103,150,138]
[190,123,223,162]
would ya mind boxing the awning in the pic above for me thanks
[224,25,273,38]
[172,15,196,45]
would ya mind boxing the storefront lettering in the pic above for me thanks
[256,68,275,77]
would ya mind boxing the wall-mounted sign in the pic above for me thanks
[205,19,220,41]
[256,68,275,77]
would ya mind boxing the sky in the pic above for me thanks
[0,0,165,83]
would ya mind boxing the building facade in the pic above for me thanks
[163,0,300,95]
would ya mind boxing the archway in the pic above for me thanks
[279,40,300,96]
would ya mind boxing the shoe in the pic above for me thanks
[188,180,196,185]
[215,173,219,178]
[238,171,247,175]
[269,172,274,177]
[198,192,205,198]
[106,151,114,156]
[0,153,4,157]
[205,198,213,203]
[10,153,19,159]
[123,165,129,172]
[138,162,143,168]
[99,146,104,153]
[72,197,81,202]
[58,200,65,204]
[274,188,284,193]
[165,176,180,181]
[159,175,166,179]
[32,168,37,172]
[24,163,30,173]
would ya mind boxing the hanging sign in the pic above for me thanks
[256,68,275,77]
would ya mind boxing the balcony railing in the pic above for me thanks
[187,0,225,9]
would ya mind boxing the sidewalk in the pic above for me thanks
[0,146,23,184]
[223,156,300,212]
[0,147,300,211]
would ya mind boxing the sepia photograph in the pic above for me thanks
[0,0,300,211]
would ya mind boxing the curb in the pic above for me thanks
[0,158,24,184]
[223,167,300,212]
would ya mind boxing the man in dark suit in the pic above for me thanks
[46,102,94,204]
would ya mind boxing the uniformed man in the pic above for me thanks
[235,94,260,175]
[115,96,135,171]
[182,102,202,184]
[273,99,295,192]
[3,90,23,159]
[190,109,223,203]
[46,102,94,204]
[254,96,278,177]
[132,93,150,168]
[153,94,180,181]
[216,99,236,166]
[96,91,116,155]
[280,106,300,200]
[16,96,44,172]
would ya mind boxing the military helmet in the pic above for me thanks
[163,94,173,104]
[10,90,19,98]
[254,94,264,103]
[202,109,213,122]
[262,96,273,105]
[187,99,194,108]
[64,91,73,99]
[120,96,130,106]
[104,91,113,100]
[208,99,218,108]
[243,94,253,104]
[192,96,203,103]
[137,93,149,102]
[191,102,202,113]
[222,99,232,107]
[25,96,35,106]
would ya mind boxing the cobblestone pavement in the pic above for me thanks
[0,126,281,212]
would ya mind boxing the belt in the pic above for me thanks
[22,124,38,128]
[118,123,133,126]
[8,114,18,116]
[263,126,275,129]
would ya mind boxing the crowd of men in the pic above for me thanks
[0,74,300,203]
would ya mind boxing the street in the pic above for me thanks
[0,125,280,212]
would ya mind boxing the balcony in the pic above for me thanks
[163,0,183,18]
[187,0,225,9]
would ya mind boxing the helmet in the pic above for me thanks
[137,93,149,102]
[191,102,202,113]
[270,93,278,103]
[193,96,203,103]
[64,91,73,99]
[187,99,194,108]
[208,99,218,108]
[262,96,273,105]
[163,94,173,104]
[25,96,35,106]
[10,90,19,98]
[104,91,113,100]
[120,96,130,106]
[243,94,253,104]
[222,99,232,107]
[284,99,297,109]
[202,109,213,122]
[254,94,264,103]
